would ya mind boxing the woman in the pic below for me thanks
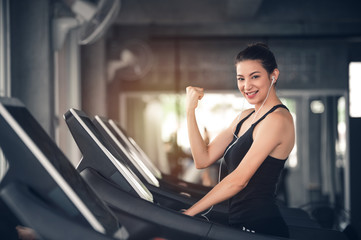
[183,43,294,238]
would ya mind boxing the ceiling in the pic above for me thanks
[112,0,361,37]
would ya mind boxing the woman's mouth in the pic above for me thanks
[245,90,258,99]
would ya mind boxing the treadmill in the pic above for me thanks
[99,117,320,228]
[0,98,127,240]
[100,117,332,230]
[88,114,323,228]
[64,108,349,240]
[0,98,280,240]
[65,108,228,222]
[97,115,326,231]
[107,117,213,195]
[92,115,214,200]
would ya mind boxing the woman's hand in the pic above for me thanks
[180,208,194,216]
[186,86,204,112]
[16,226,39,240]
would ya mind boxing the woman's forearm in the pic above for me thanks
[184,173,246,216]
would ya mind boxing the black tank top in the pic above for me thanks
[223,104,289,225]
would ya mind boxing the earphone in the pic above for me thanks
[271,76,276,85]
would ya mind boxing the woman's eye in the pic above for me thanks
[252,75,259,79]
[237,78,244,81]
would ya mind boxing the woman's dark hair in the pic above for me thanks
[235,43,278,75]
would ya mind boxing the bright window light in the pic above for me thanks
[310,100,325,114]
[349,62,361,117]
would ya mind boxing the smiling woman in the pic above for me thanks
[184,43,295,238]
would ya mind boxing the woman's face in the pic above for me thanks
[236,60,274,106]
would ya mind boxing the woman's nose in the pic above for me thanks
[244,79,251,90]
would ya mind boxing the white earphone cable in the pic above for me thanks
[250,78,274,124]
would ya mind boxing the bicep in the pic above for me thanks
[205,113,243,165]
[204,109,254,166]
[206,129,234,163]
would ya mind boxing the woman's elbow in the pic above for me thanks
[194,162,207,169]
[231,180,249,192]
[194,158,212,169]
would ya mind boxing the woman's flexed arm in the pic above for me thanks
[185,86,235,169]
[185,86,208,169]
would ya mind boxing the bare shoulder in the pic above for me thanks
[252,107,295,158]
[273,107,294,125]
[255,107,294,140]
[266,108,294,129]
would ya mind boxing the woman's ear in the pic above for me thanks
[271,69,280,84]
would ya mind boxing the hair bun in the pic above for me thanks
[235,42,277,74]
[249,42,269,49]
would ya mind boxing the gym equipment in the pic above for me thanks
[0,97,127,240]
[64,108,349,240]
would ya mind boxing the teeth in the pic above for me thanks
[246,91,257,95]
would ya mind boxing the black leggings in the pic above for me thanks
[230,216,290,238]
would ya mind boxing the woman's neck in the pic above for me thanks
[254,91,280,112]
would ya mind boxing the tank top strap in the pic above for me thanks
[234,110,255,136]
[253,104,289,127]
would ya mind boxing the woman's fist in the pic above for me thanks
[186,86,204,111]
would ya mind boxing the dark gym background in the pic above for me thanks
[1,0,361,239]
